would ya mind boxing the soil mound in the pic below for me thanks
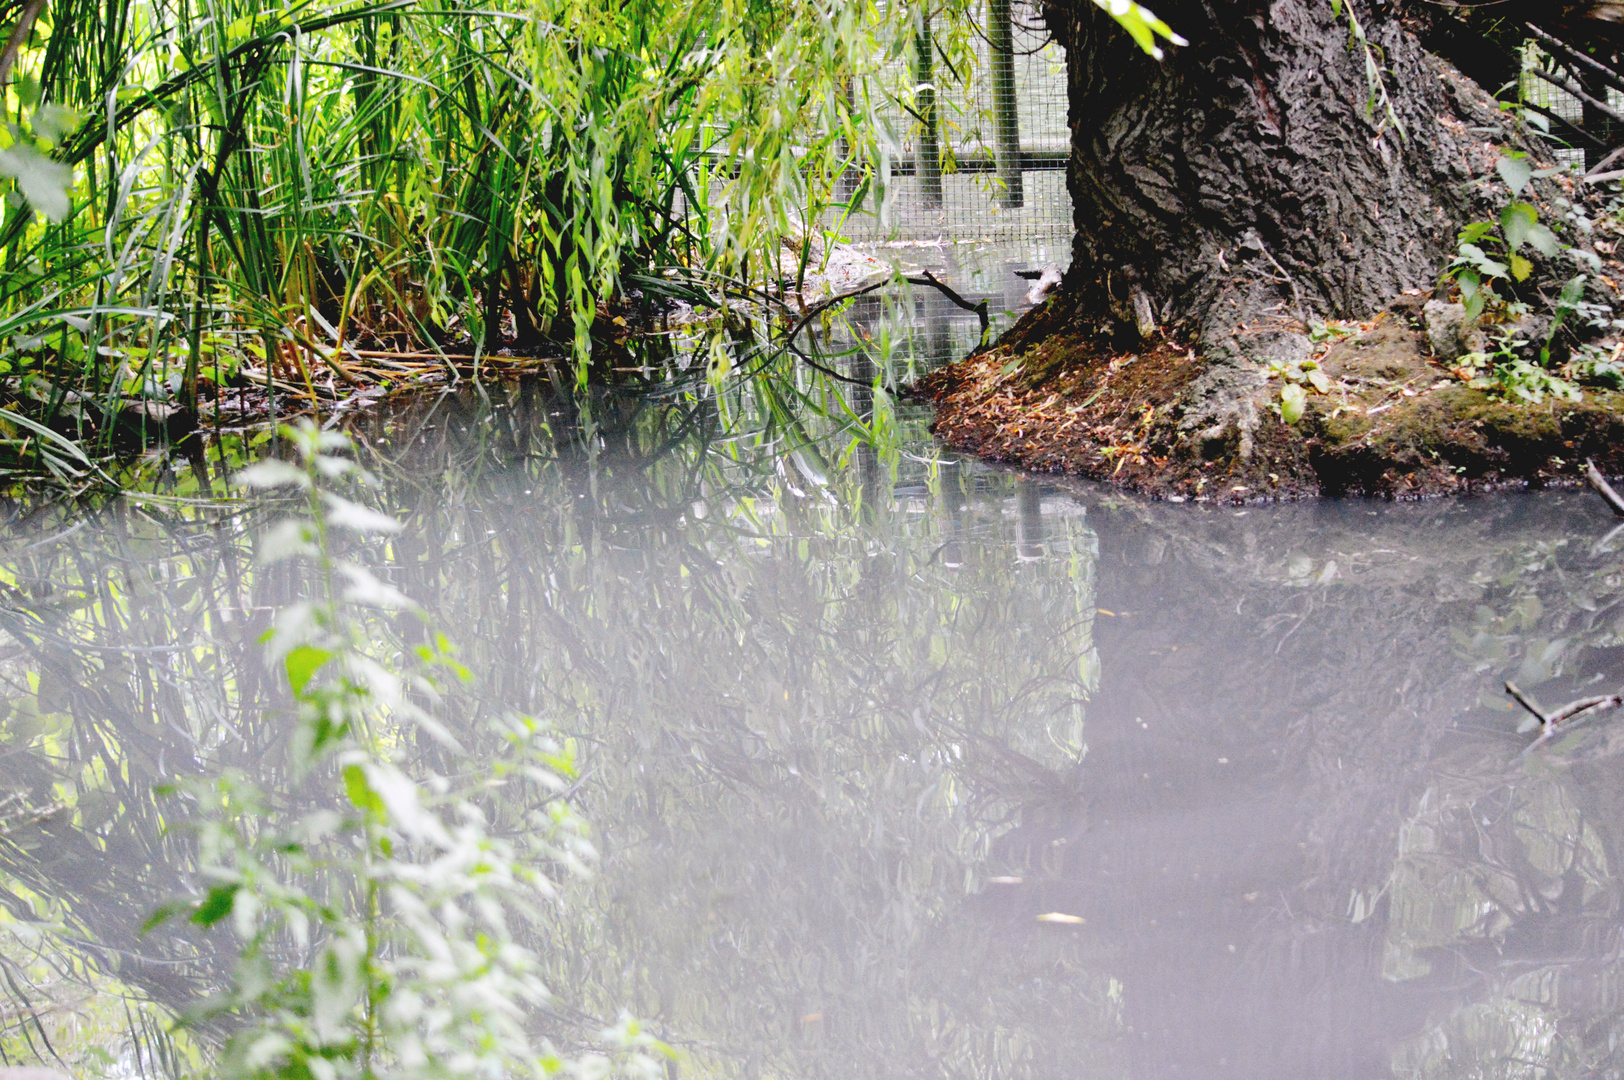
[918,295,1624,503]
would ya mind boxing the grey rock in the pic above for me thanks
[1423,299,1485,362]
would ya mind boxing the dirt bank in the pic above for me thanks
[918,294,1624,503]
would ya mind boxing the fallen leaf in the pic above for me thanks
[1037,912,1085,924]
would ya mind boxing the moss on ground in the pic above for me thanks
[918,300,1624,503]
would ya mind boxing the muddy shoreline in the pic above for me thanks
[915,295,1624,504]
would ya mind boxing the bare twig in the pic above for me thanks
[1583,147,1624,185]
[1508,679,1624,754]
[1504,680,1549,728]
[1528,66,1624,131]
[0,0,47,91]
[1526,23,1624,102]
[786,272,989,351]
[1587,459,1624,518]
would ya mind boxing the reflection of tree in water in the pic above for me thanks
[4,377,1624,1078]
[1063,493,1624,1078]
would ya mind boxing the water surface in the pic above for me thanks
[1,376,1622,1080]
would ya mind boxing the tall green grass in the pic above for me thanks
[0,0,917,458]
[0,0,1172,471]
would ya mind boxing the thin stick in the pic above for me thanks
[1546,694,1622,726]
[1526,24,1624,101]
[0,0,47,90]
[1505,680,1548,727]
[1524,695,1624,755]
[1583,146,1624,183]
[1587,459,1624,517]
[1593,520,1624,555]
[786,272,990,349]
[1528,67,1624,131]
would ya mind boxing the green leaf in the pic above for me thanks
[1280,383,1307,424]
[0,144,71,222]
[1497,154,1533,197]
[1457,221,1495,246]
[1306,368,1331,393]
[142,901,189,933]
[190,883,240,927]
[234,460,308,490]
[343,764,385,819]
[29,104,81,144]
[284,645,333,695]
[1094,1,1187,60]
[1508,253,1533,282]
[1501,202,1538,253]
[1525,224,1561,258]
[1458,244,1508,280]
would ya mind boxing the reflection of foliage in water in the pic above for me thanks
[6,335,1624,1077]
[1377,516,1624,1079]
[1384,767,1624,1080]
[360,382,1110,1077]
[0,358,1110,1077]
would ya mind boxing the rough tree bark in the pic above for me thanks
[1035,0,1535,441]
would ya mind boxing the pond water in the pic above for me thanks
[1,298,1623,1079]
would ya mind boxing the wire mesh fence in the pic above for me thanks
[1520,41,1624,171]
[836,0,1071,246]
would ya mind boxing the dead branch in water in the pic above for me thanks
[1507,679,1624,754]
[1587,459,1624,517]
[786,272,990,351]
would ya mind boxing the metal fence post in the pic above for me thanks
[914,6,943,210]
[987,0,1024,209]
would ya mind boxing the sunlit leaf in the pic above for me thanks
[0,143,72,221]
[284,644,334,695]
[1501,202,1538,253]
[236,460,310,489]
[1280,383,1307,424]
[322,493,401,534]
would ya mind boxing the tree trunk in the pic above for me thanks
[1038,0,1527,436]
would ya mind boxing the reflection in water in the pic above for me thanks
[0,373,1622,1078]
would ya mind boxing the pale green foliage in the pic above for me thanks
[1447,153,1565,321]
[1438,150,1607,404]
[1455,332,1581,405]
[0,0,1182,457]
[1268,356,1331,424]
[1328,0,1405,143]
[151,421,661,1080]
[1091,0,1183,60]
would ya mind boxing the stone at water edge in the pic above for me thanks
[1019,264,1064,306]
